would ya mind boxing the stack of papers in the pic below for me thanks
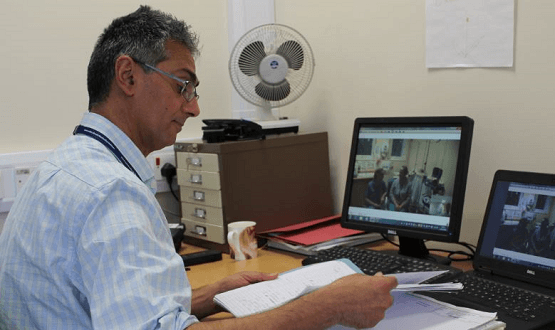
[259,215,383,255]
[390,271,463,292]
[328,292,504,330]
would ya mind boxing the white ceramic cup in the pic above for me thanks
[227,221,257,261]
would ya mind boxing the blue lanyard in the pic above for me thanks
[73,125,141,180]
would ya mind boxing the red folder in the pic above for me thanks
[260,214,364,246]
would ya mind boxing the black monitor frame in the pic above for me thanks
[341,116,474,261]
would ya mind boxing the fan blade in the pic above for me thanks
[255,80,291,101]
[238,41,266,76]
[276,40,304,70]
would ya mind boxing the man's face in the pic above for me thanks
[134,41,200,155]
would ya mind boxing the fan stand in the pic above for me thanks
[255,104,278,121]
[248,105,300,135]
[255,118,300,135]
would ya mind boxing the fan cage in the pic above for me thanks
[229,24,315,108]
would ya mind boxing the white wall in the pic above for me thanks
[0,0,231,153]
[2,0,555,247]
[274,0,555,246]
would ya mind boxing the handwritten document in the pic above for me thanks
[426,0,514,68]
[214,259,358,317]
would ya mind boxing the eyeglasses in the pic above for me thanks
[141,62,199,102]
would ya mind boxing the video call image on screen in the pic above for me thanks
[492,182,555,270]
[347,126,462,233]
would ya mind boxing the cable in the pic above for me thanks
[380,233,476,262]
[161,207,181,217]
[381,233,399,247]
[161,163,179,201]
[169,181,179,201]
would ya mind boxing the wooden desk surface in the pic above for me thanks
[182,240,473,289]
[182,243,305,289]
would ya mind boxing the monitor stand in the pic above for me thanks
[391,236,452,266]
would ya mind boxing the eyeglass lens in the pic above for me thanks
[181,83,198,102]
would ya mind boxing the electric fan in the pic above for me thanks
[229,24,315,134]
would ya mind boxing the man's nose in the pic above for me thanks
[184,98,200,117]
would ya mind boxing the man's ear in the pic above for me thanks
[114,55,137,97]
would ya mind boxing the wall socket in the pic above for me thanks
[147,147,177,193]
[0,165,40,213]
[15,167,34,193]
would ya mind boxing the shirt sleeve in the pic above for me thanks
[77,178,199,330]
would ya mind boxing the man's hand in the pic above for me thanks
[323,273,397,329]
[218,271,278,293]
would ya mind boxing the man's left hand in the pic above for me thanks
[219,271,278,293]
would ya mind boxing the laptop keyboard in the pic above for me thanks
[302,245,459,282]
[448,273,555,321]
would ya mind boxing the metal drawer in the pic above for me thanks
[176,152,219,172]
[177,168,221,190]
[181,203,223,226]
[179,186,222,208]
[181,218,225,244]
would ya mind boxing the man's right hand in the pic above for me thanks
[323,273,398,329]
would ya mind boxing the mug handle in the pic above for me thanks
[227,231,245,260]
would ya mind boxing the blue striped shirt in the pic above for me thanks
[0,113,198,329]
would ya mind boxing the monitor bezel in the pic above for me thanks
[341,116,474,244]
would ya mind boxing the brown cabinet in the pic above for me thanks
[174,132,333,252]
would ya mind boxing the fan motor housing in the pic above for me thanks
[259,54,289,84]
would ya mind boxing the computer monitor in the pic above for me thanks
[341,116,474,262]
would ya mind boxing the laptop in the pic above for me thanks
[422,170,555,329]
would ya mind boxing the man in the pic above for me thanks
[0,6,397,330]
[389,166,412,212]
[530,218,551,257]
[364,168,387,209]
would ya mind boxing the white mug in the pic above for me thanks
[227,221,257,261]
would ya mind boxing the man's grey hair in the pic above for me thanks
[87,5,199,109]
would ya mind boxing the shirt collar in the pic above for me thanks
[79,112,156,192]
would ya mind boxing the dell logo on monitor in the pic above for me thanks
[387,230,397,235]
[526,269,536,275]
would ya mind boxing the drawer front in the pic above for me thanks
[179,186,222,208]
[177,169,221,190]
[176,152,219,172]
[181,203,223,226]
[181,218,225,244]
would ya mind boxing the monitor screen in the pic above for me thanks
[480,179,555,272]
[341,116,474,260]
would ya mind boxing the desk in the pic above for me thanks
[182,243,305,289]
[182,240,473,290]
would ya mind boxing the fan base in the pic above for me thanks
[256,118,300,135]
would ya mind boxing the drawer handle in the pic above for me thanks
[193,207,206,219]
[187,157,202,167]
[193,225,207,236]
[189,174,202,184]
[191,190,205,202]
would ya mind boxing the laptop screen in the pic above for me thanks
[476,170,555,287]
